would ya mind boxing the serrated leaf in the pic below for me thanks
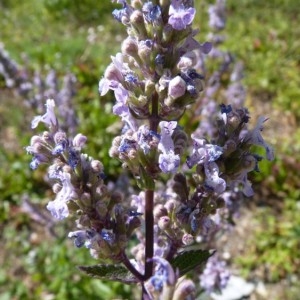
[171,249,214,276]
[78,264,138,284]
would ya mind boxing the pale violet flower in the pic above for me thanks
[137,125,159,154]
[200,255,230,294]
[146,257,176,292]
[159,151,180,173]
[158,121,177,153]
[204,161,226,194]
[247,116,274,161]
[46,199,69,220]
[187,136,223,168]
[31,99,57,129]
[169,0,196,30]
[158,121,180,173]
[46,172,75,220]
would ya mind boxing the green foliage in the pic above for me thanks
[171,249,213,277]
[236,200,300,282]
[78,264,137,284]
[225,0,300,118]
[43,0,115,25]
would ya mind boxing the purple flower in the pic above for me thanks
[31,99,57,129]
[142,2,162,23]
[158,121,180,173]
[246,116,274,161]
[131,192,145,214]
[204,162,226,194]
[158,121,177,153]
[200,255,230,294]
[46,171,75,220]
[68,230,87,248]
[146,257,176,292]
[112,0,133,24]
[187,136,223,168]
[208,0,226,31]
[169,0,196,30]
[28,155,47,170]
[159,151,180,174]
[137,125,159,154]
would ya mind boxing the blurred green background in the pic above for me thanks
[0,0,299,299]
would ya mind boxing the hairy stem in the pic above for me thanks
[143,92,159,281]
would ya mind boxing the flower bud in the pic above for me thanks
[121,37,138,57]
[54,131,67,144]
[130,10,147,37]
[104,63,123,82]
[73,133,87,148]
[182,233,194,246]
[177,51,197,71]
[30,135,44,146]
[42,131,52,142]
[138,39,153,65]
[158,216,170,230]
[168,76,186,100]
[227,112,241,130]
[164,199,177,213]
[95,201,108,218]
[154,204,168,220]
[242,155,257,172]
[79,192,92,208]
[91,160,104,173]
[223,139,236,157]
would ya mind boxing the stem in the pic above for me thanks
[121,251,144,282]
[149,91,160,132]
[143,189,154,280]
[142,91,159,281]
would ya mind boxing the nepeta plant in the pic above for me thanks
[26,0,273,299]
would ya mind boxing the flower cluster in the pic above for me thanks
[26,99,142,261]
[0,44,77,135]
[26,0,274,299]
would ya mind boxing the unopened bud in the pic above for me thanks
[42,131,52,141]
[104,63,123,82]
[73,133,87,148]
[177,51,197,70]
[91,160,104,173]
[182,233,194,246]
[30,135,43,146]
[54,131,67,144]
[121,37,138,57]
[130,10,147,37]
[168,76,186,100]
[158,216,170,230]
[164,199,177,213]
[154,204,168,220]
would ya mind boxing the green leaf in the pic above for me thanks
[78,264,138,284]
[170,249,214,276]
